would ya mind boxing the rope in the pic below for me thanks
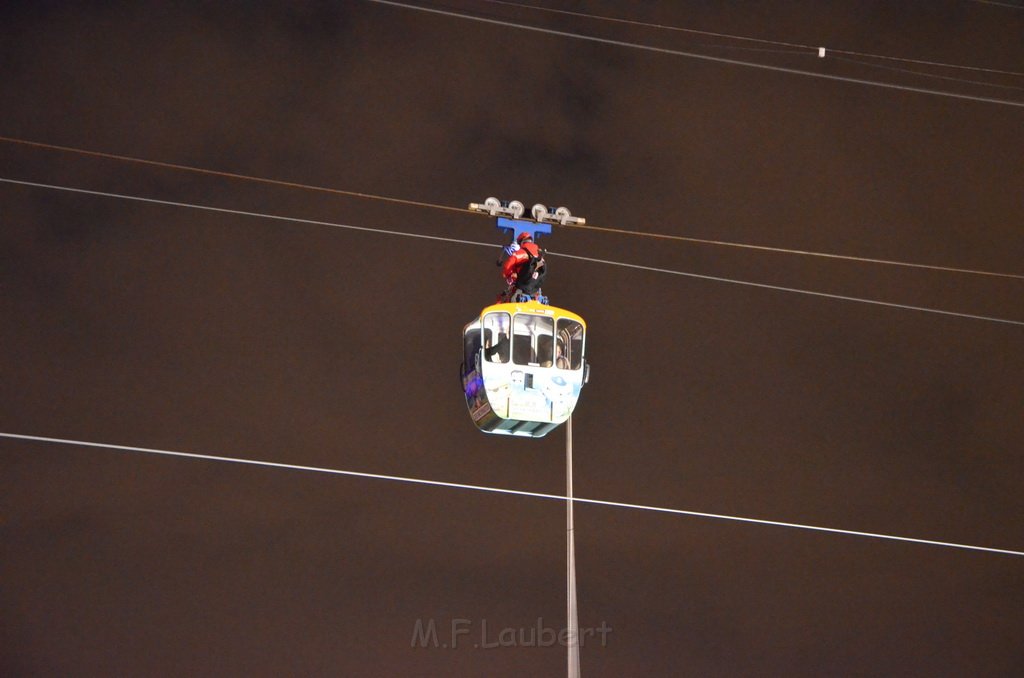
[3,135,1021,279]
[3,431,1022,557]
[479,0,1024,78]
[0,136,463,215]
[3,176,1021,326]
[363,0,1024,108]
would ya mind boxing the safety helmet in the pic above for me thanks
[517,232,532,244]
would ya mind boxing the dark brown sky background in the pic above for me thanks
[2,1,1023,675]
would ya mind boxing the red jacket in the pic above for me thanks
[502,241,541,280]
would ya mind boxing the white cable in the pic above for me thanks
[968,0,1024,9]
[549,251,1024,327]
[480,0,1024,78]
[3,177,1022,327]
[5,136,1021,280]
[830,55,1024,92]
[2,431,1022,558]
[363,0,1024,108]
[0,177,492,250]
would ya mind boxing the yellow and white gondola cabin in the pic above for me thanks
[461,300,589,437]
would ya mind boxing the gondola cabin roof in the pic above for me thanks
[472,300,586,328]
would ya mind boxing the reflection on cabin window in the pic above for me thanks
[482,312,511,363]
[513,314,554,367]
[556,318,584,370]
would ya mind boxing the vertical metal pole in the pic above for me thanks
[567,416,580,678]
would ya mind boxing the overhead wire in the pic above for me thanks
[480,0,813,51]
[0,177,487,248]
[552,250,1024,326]
[968,0,1024,9]
[562,222,1024,281]
[0,136,464,216]
[2,135,1021,280]
[478,0,1024,79]
[829,55,1024,92]
[3,432,1023,558]
[3,176,1022,327]
[664,44,811,57]
[363,0,1024,108]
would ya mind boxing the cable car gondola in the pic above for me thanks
[460,199,590,438]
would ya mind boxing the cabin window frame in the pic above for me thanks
[512,313,555,367]
[555,317,585,370]
[481,311,512,364]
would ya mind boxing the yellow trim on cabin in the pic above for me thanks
[479,300,586,328]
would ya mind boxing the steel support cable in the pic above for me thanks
[481,0,811,51]
[0,136,464,215]
[363,0,1024,108]
[2,136,1021,281]
[560,222,1024,281]
[552,250,1024,326]
[2,432,1023,558]
[479,0,1024,79]
[3,176,1023,327]
[968,0,1024,9]
[828,55,1024,92]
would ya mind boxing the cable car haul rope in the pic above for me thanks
[1,177,1021,327]
[2,135,1021,281]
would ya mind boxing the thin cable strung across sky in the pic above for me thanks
[2,432,1022,558]
[363,0,1024,108]
[830,54,1024,92]
[0,136,464,215]
[563,221,1024,281]
[479,0,1024,79]
[968,0,1024,9]
[2,136,1021,280]
[3,176,1023,327]
[3,176,1022,325]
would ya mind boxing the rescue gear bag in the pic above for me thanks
[516,247,547,293]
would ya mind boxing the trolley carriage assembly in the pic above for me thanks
[461,198,590,438]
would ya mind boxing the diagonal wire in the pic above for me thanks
[362,0,1024,107]
[967,0,1024,9]
[551,250,1024,326]
[562,222,1024,281]
[480,0,812,50]
[0,135,464,215]
[0,176,490,247]
[2,135,1021,280]
[2,431,1022,558]
[3,176,1022,326]
[479,0,1024,78]
[830,55,1024,92]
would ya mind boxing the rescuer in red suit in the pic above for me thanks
[500,232,546,301]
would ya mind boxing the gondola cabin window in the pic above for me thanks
[513,314,554,367]
[482,312,511,363]
[556,318,585,370]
